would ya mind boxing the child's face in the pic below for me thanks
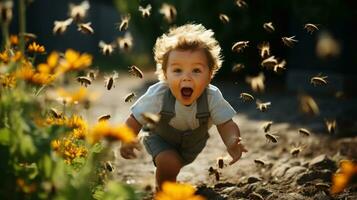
[165,49,212,106]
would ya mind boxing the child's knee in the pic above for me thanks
[155,150,182,174]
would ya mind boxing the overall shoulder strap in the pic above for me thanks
[196,89,210,125]
[160,88,175,122]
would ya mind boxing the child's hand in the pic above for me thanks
[227,139,248,165]
[120,140,141,159]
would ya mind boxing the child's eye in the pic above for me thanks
[173,68,182,73]
[193,68,201,73]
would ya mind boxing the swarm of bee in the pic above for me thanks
[256,100,271,112]
[98,114,111,122]
[208,166,220,181]
[159,3,177,23]
[124,92,136,103]
[116,14,131,31]
[138,4,152,18]
[240,92,254,102]
[304,23,319,34]
[231,63,245,72]
[128,65,144,78]
[263,22,275,33]
[325,118,337,134]
[282,36,298,47]
[246,73,265,93]
[254,159,265,167]
[141,112,160,132]
[298,128,311,137]
[235,0,248,8]
[76,76,92,87]
[262,121,273,133]
[77,22,94,34]
[49,107,63,119]
[98,41,116,56]
[232,41,249,53]
[104,71,119,90]
[310,74,328,86]
[219,14,230,24]
[53,18,73,35]
[265,132,278,143]
[257,42,270,58]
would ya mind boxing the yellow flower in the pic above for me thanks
[27,42,45,53]
[16,62,35,80]
[38,51,59,74]
[10,35,19,46]
[57,87,89,105]
[31,72,54,85]
[72,128,86,140]
[89,121,136,144]
[0,73,16,88]
[51,140,61,151]
[60,49,92,72]
[331,160,357,194]
[0,50,10,64]
[155,182,205,200]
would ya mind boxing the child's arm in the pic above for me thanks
[120,114,142,159]
[217,119,247,165]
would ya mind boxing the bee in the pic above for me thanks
[310,74,328,86]
[262,121,273,133]
[76,76,92,87]
[208,166,220,181]
[315,183,329,191]
[87,69,99,81]
[105,161,114,172]
[217,157,225,169]
[254,159,265,166]
[68,0,90,22]
[261,56,278,70]
[235,0,248,8]
[219,14,230,24]
[298,94,320,116]
[263,22,275,33]
[265,132,278,143]
[240,92,254,102]
[298,128,311,137]
[273,60,287,73]
[257,42,270,58]
[138,4,152,18]
[53,18,73,35]
[325,119,336,134]
[290,145,304,156]
[98,114,111,122]
[98,41,115,55]
[19,32,37,42]
[50,108,63,118]
[128,65,143,78]
[124,92,136,102]
[116,14,130,31]
[248,192,264,200]
[117,32,133,52]
[304,23,319,34]
[77,22,94,34]
[282,36,298,47]
[256,100,271,112]
[232,41,249,53]
[231,63,245,72]
[159,3,177,23]
[246,73,265,93]
[104,71,118,90]
[141,112,160,132]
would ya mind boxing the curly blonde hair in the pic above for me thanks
[153,23,223,81]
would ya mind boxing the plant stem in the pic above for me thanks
[35,84,47,96]
[19,0,26,54]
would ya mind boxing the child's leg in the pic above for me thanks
[154,149,183,190]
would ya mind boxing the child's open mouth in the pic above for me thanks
[181,87,193,99]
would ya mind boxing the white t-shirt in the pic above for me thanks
[131,81,236,131]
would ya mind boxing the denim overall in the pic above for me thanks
[143,88,210,166]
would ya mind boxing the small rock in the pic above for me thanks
[309,154,336,171]
[284,166,307,179]
[221,186,236,194]
[296,169,333,185]
[271,163,290,177]
[248,176,262,184]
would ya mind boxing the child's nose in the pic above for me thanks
[182,72,192,81]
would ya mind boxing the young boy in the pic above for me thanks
[120,23,247,188]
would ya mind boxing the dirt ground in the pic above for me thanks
[87,72,357,200]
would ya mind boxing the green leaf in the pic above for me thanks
[20,134,37,157]
[39,154,52,178]
[0,128,10,145]
[90,143,104,154]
